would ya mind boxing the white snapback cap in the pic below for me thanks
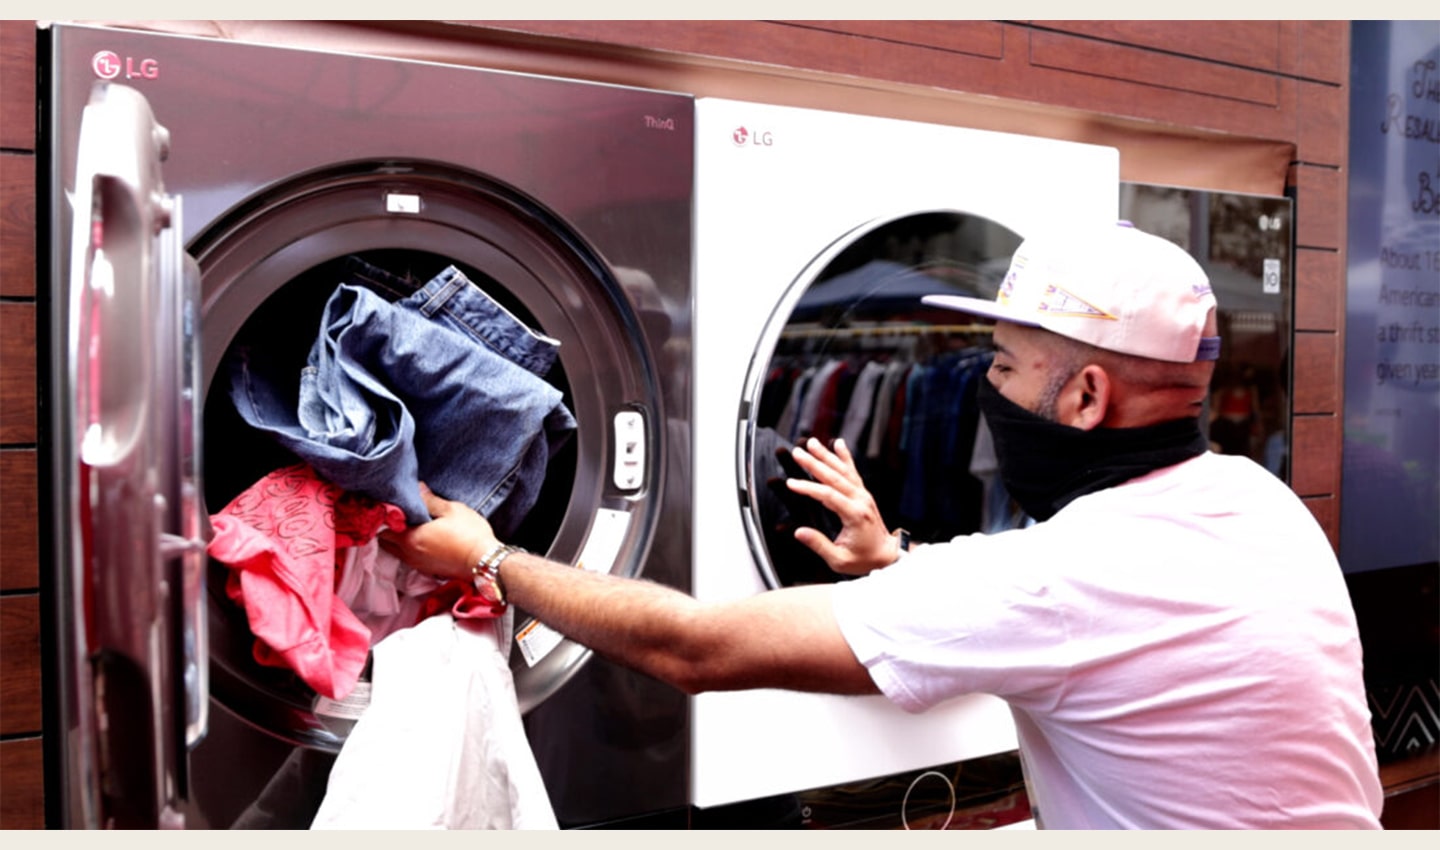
[923,221,1220,363]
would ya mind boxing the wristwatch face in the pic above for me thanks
[473,566,505,605]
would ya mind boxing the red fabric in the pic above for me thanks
[209,464,508,699]
[208,464,405,699]
[810,361,851,443]
[1216,385,1256,418]
[417,579,506,621]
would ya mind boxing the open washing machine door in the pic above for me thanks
[51,80,208,829]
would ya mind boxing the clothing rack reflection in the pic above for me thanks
[756,319,1021,579]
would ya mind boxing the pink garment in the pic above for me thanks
[208,464,406,699]
[210,465,511,699]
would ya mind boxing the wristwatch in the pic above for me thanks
[472,542,525,606]
[894,527,912,558]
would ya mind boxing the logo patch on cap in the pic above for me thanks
[1037,284,1116,321]
[996,265,1021,306]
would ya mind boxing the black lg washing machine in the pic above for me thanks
[38,22,692,829]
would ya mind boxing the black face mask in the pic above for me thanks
[975,377,1209,522]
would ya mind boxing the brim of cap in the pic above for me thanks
[920,294,1042,328]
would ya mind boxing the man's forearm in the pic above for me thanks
[498,551,713,693]
[379,485,877,698]
[496,550,878,698]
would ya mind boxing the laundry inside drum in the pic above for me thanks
[199,248,577,742]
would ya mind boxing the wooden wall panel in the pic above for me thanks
[1302,495,1340,552]
[463,20,1302,150]
[1297,79,1347,167]
[0,450,37,590]
[460,20,1015,92]
[1293,332,1341,414]
[1295,164,1345,250]
[1005,28,1296,143]
[0,594,42,734]
[0,18,42,833]
[784,20,1005,59]
[1031,20,1281,70]
[1,302,36,444]
[0,21,37,151]
[1296,248,1344,332]
[0,737,43,829]
[1379,753,1440,829]
[1,152,35,298]
[465,19,1013,65]
[1291,414,1342,497]
[1028,28,1280,104]
[1283,21,1349,85]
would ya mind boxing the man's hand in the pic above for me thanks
[378,482,497,582]
[784,438,899,575]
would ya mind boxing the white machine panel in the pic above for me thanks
[692,97,1120,807]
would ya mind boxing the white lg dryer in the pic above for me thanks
[691,97,1120,809]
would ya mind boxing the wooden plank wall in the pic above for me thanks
[0,20,1354,829]
[0,17,42,830]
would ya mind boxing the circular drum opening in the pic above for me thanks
[741,211,1023,589]
[192,161,667,749]
[202,249,576,552]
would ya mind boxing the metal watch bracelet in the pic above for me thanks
[472,543,526,604]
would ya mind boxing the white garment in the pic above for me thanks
[838,360,887,451]
[795,359,846,440]
[311,613,558,829]
[832,452,1383,829]
[865,360,909,459]
[334,539,446,646]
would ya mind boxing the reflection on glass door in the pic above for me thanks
[1119,183,1295,481]
[742,193,1296,590]
[742,212,1024,588]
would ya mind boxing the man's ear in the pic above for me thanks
[1061,364,1111,430]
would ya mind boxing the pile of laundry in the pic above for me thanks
[208,257,571,828]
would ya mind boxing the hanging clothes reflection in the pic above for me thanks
[753,321,1026,587]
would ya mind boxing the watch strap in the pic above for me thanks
[472,543,526,605]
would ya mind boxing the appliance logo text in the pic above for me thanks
[644,115,675,131]
[732,126,773,147]
[92,50,159,81]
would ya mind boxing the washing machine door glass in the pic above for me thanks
[740,211,1024,589]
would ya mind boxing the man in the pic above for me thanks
[382,222,1384,829]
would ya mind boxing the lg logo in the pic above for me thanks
[92,50,159,81]
[731,126,773,147]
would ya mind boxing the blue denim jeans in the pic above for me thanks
[227,261,576,534]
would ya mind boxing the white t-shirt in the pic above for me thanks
[831,451,1383,829]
